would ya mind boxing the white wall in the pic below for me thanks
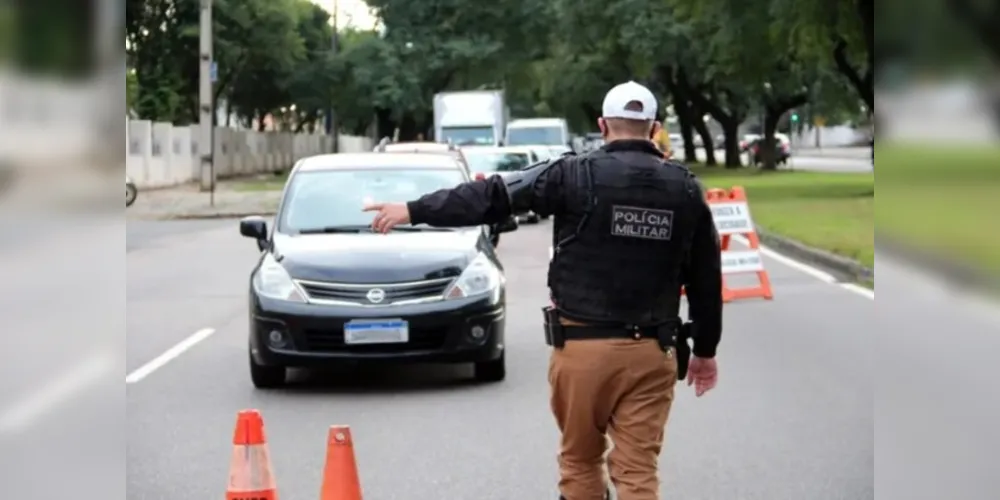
[791,125,869,148]
[125,119,374,189]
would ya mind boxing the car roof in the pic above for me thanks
[508,118,566,127]
[460,146,527,154]
[295,153,465,173]
[382,142,454,152]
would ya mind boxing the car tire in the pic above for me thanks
[540,214,550,220]
[126,183,138,207]
[474,351,506,382]
[527,214,541,224]
[249,352,286,389]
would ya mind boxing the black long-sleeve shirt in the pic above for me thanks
[405,142,723,358]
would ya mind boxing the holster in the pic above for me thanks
[676,322,695,381]
[542,306,565,348]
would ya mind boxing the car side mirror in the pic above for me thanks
[240,216,269,251]
[494,216,518,234]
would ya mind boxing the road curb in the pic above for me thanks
[876,236,999,292]
[756,229,874,283]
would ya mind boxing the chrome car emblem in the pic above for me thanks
[366,288,386,303]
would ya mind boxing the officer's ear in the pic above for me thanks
[597,118,608,138]
[649,121,662,140]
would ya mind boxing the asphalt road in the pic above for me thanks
[125,218,882,500]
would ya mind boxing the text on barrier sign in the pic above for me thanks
[610,205,674,241]
[710,201,754,235]
[720,250,765,274]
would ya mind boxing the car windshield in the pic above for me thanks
[278,168,467,233]
[463,151,530,173]
[440,127,495,146]
[506,127,563,146]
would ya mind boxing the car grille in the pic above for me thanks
[295,277,454,305]
[302,325,450,353]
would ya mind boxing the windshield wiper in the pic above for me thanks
[387,226,454,232]
[297,225,372,234]
[296,225,455,234]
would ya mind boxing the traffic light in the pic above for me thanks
[790,112,800,123]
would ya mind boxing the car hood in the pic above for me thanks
[272,230,481,283]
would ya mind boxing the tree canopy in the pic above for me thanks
[126,0,883,168]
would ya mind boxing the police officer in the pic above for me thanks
[364,81,723,500]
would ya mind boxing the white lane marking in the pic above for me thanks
[732,235,874,301]
[125,328,216,384]
[0,350,116,434]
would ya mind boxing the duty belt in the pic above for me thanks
[542,306,678,352]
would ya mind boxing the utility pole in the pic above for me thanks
[198,0,215,204]
[325,0,340,152]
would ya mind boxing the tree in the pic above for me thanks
[363,0,554,139]
[766,0,872,111]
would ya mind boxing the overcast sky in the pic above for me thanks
[309,0,377,30]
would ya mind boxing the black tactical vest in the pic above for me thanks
[548,144,700,326]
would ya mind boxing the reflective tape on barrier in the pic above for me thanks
[721,250,765,274]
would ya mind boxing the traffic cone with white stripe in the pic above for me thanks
[226,409,279,500]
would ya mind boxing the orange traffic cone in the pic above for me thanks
[226,409,279,500]
[319,425,363,500]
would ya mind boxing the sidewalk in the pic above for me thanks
[126,182,282,220]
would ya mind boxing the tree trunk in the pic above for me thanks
[760,109,780,170]
[398,114,419,141]
[675,104,697,163]
[679,67,743,167]
[375,107,394,140]
[720,118,741,168]
[833,39,873,110]
[689,100,717,166]
[760,93,810,170]
[256,110,267,132]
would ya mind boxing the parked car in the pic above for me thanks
[739,134,761,152]
[747,137,791,165]
[239,152,516,388]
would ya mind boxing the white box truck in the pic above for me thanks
[433,90,507,147]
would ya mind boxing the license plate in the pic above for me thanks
[344,319,409,345]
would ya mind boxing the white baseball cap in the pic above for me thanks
[601,81,658,121]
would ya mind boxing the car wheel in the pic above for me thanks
[249,351,286,389]
[528,214,540,224]
[126,183,138,207]
[474,351,506,382]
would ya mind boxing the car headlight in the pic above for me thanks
[444,252,501,300]
[253,253,306,302]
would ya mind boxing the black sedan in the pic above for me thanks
[239,152,516,388]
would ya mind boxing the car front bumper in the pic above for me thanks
[249,290,506,367]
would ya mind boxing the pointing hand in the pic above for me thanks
[363,202,411,233]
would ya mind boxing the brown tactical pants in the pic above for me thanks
[549,337,678,500]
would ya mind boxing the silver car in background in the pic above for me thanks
[460,146,546,223]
